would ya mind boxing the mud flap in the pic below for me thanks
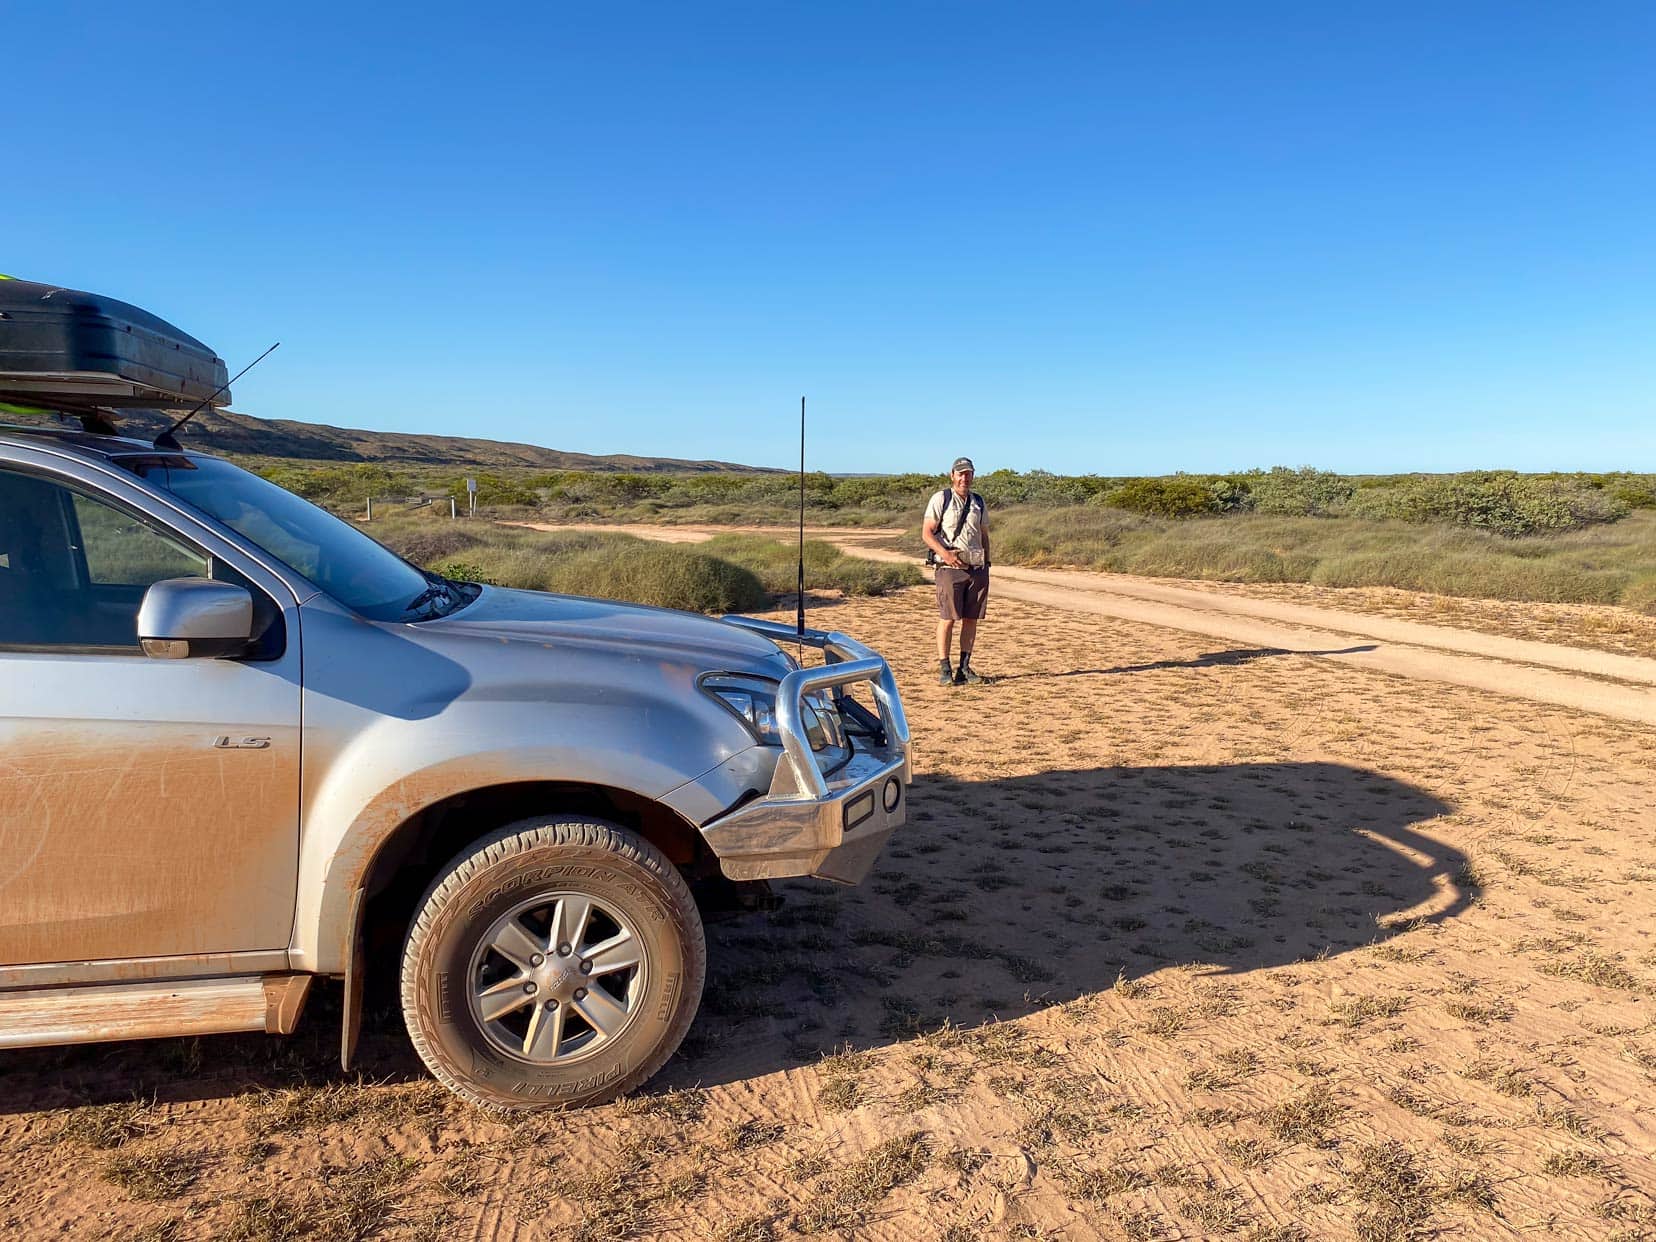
[340,886,366,1072]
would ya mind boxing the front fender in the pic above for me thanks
[291,735,731,974]
[287,599,762,972]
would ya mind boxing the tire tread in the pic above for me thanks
[399,816,705,1112]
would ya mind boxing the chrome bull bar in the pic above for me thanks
[720,615,912,800]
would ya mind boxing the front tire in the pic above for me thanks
[400,816,706,1111]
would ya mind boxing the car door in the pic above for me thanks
[0,463,302,968]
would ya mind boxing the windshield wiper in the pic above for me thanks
[404,576,457,619]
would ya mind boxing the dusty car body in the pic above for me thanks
[0,280,910,1107]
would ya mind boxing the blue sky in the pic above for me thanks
[6,3,1654,474]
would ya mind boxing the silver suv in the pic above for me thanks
[0,421,909,1110]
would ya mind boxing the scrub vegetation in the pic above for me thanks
[357,513,918,614]
[257,458,1656,613]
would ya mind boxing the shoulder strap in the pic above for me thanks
[943,490,972,545]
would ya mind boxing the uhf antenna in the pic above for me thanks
[796,396,806,653]
[154,341,280,450]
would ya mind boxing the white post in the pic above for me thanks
[366,497,372,521]
[451,497,457,519]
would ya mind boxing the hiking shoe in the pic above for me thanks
[954,666,985,685]
[938,665,956,686]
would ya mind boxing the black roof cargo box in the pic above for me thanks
[0,277,229,411]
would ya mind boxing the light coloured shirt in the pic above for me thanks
[924,488,988,567]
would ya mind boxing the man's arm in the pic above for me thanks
[922,497,966,569]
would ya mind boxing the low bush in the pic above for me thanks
[1242,466,1354,517]
[430,559,502,586]
[258,456,1653,611]
[1102,477,1221,518]
[1598,474,1656,510]
[1346,472,1627,537]
[363,515,914,612]
[988,506,1656,607]
[539,543,768,612]
[701,534,920,596]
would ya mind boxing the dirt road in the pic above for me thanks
[514,522,1656,727]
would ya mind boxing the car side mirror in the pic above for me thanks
[138,578,255,659]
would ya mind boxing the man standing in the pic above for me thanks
[922,456,990,686]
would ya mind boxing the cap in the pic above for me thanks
[951,456,975,474]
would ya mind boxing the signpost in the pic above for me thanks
[466,477,477,518]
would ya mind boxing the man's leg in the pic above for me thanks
[955,570,989,683]
[937,618,955,660]
[936,618,956,684]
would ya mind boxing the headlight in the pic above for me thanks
[703,674,784,745]
[701,674,845,753]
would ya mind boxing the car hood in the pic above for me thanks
[417,585,792,676]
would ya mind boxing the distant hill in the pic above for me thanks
[46,407,783,474]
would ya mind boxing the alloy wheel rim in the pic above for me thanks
[467,890,648,1064]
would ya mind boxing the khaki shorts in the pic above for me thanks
[936,566,990,620]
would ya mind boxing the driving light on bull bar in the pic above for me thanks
[883,777,902,813]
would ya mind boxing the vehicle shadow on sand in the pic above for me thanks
[0,761,1462,1112]
[665,760,1462,1090]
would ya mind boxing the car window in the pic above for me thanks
[71,492,209,586]
[0,469,208,651]
[131,457,438,621]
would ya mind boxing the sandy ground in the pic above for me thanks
[515,522,1656,727]
[3,584,1656,1240]
[1169,581,1656,665]
[505,523,1656,664]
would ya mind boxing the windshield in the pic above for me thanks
[125,455,452,621]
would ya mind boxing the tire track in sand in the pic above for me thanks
[505,522,1656,727]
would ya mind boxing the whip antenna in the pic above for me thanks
[796,396,806,653]
[154,341,281,450]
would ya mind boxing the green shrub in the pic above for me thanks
[702,534,920,596]
[443,472,541,508]
[256,462,418,504]
[1346,472,1627,536]
[1206,475,1254,512]
[1102,477,1221,518]
[1243,466,1354,517]
[430,560,501,586]
[540,543,768,612]
[1607,478,1656,510]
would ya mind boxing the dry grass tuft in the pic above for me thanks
[1330,994,1408,1027]
[1181,1187,1253,1232]
[1544,1150,1618,1179]
[1258,1083,1341,1146]
[1539,950,1642,990]
[1063,1159,1149,1201]
[794,1130,931,1234]
[100,1149,201,1201]
[720,1119,785,1151]
[57,1099,158,1149]
[713,1213,780,1242]
[616,1086,707,1124]
[246,1080,447,1137]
